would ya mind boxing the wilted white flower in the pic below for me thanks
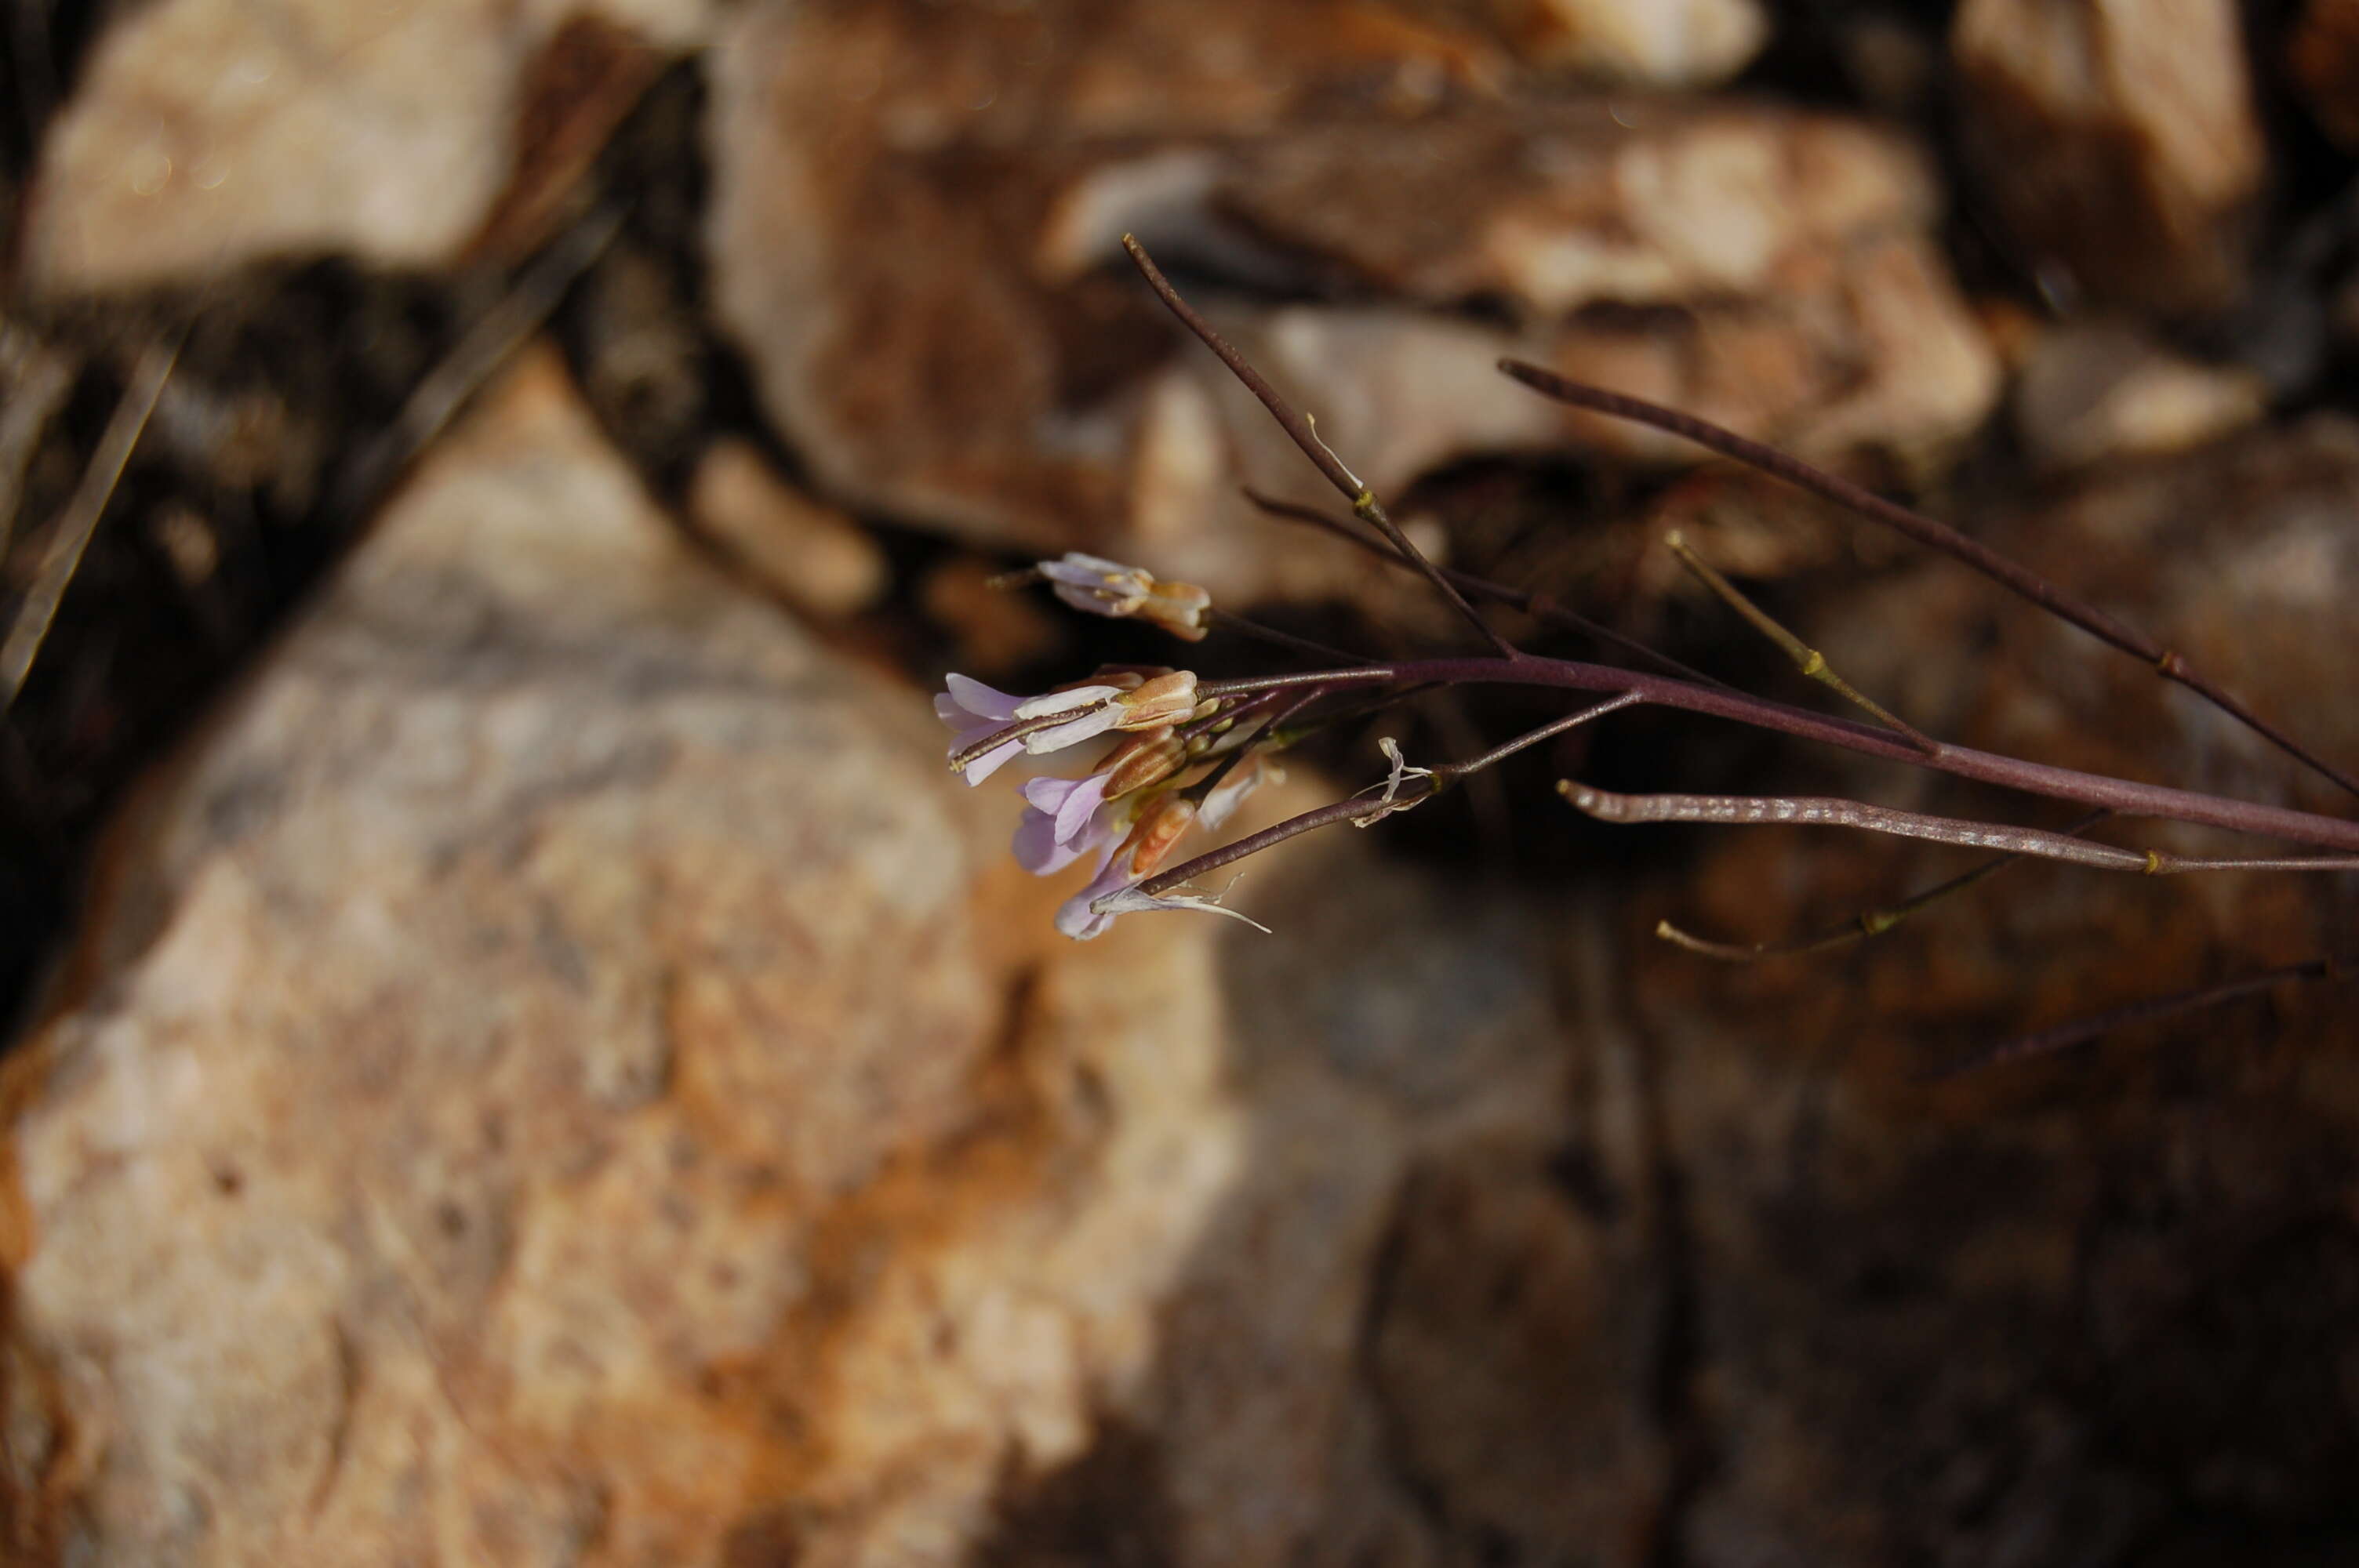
[1037,553,1212,641]
[1085,880,1270,933]
[1041,554,1152,618]
[1352,738,1434,826]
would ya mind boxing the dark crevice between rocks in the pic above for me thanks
[966,1414,1181,1568]
[0,55,707,1042]
[1353,1162,1479,1555]
[1612,921,1714,1568]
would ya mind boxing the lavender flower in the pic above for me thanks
[935,673,1129,784]
[1012,771,1119,875]
[1055,796,1208,939]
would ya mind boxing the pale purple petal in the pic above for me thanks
[944,673,1024,721]
[961,737,1024,786]
[1039,553,1127,585]
[1013,808,1091,874]
[1055,857,1135,940]
[938,698,1002,745]
[1198,758,1272,832]
[1022,773,1113,843]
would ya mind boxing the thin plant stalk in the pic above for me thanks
[1123,236,1518,660]
[1499,358,2359,801]
[1196,658,2359,855]
[1928,959,2346,1077]
[1656,809,2113,960]
[1661,528,1934,751]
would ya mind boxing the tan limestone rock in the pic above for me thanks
[707,3,1997,606]
[2012,320,2266,474]
[685,437,888,619]
[23,0,711,291]
[0,343,1670,1566]
[1951,0,2265,313]
[1485,0,1769,86]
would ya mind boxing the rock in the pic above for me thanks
[707,3,1997,606]
[685,437,887,618]
[2012,320,2266,473]
[22,0,710,292]
[0,343,1668,1566]
[1209,106,1938,316]
[1540,230,2001,476]
[2289,0,2359,149]
[1485,0,1769,85]
[1951,0,2265,314]
[0,343,1204,1563]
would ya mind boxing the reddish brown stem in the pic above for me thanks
[1928,959,2345,1076]
[1240,487,1730,690]
[1122,235,1518,659]
[1198,657,2359,853]
[1498,359,2359,801]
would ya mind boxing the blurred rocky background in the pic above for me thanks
[2,1,2357,1564]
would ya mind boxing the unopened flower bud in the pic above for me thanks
[1040,554,1152,618]
[1139,579,1212,641]
[1101,727,1187,797]
[1120,794,1200,877]
[1114,670,1198,730]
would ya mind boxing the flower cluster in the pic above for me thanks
[937,570,1276,938]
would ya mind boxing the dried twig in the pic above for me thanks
[1927,959,2347,1077]
[2,335,181,711]
[0,334,78,559]
[331,204,624,521]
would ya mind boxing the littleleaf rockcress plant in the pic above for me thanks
[935,238,2359,1066]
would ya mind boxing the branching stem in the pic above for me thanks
[1196,656,2359,852]
[1499,358,2359,800]
[1122,236,1518,659]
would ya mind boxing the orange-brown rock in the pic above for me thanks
[2289,0,2359,148]
[0,346,1664,1566]
[707,0,1997,607]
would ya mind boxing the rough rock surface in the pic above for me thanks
[2012,320,2266,473]
[707,0,1998,605]
[0,347,1659,1566]
[22,0,710,291]
[685,437,888,619]
[1951,0,2265,314]
[1488,0,1768,86]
